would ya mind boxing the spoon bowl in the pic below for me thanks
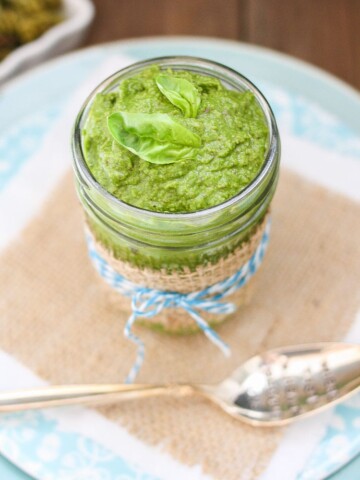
[200,342,360,426]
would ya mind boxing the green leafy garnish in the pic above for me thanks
[156,74,201,118]
[107,112,201,165]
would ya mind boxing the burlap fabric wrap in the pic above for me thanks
[1,169,360,480]
[88,213,269,333]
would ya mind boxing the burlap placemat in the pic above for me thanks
[0,168,360,479]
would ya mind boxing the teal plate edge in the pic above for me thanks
[1,36,360,133]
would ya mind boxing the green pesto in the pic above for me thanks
[82,66,268,213]
[136,314,227,335]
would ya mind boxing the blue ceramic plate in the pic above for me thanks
[0,37,359,480]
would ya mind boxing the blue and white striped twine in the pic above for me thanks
[87,219,271,383]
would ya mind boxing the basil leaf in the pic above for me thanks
[107,112,201,165]
[156,74,201,118]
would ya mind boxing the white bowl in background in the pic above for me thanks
[0,0,95,85]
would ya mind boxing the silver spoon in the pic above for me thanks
[1,342,359,426]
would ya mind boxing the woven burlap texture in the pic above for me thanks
[88,213,269,332]
[0,169,360,480]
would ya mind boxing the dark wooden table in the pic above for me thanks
[85,0,360,90]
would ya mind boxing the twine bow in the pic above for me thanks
[87,219,270,382]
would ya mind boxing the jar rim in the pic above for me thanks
[72,55,280,221]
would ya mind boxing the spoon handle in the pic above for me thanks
[0,384,194,412]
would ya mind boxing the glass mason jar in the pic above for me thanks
[72,56,280,334]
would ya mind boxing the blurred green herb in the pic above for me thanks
[0,0,63,61]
